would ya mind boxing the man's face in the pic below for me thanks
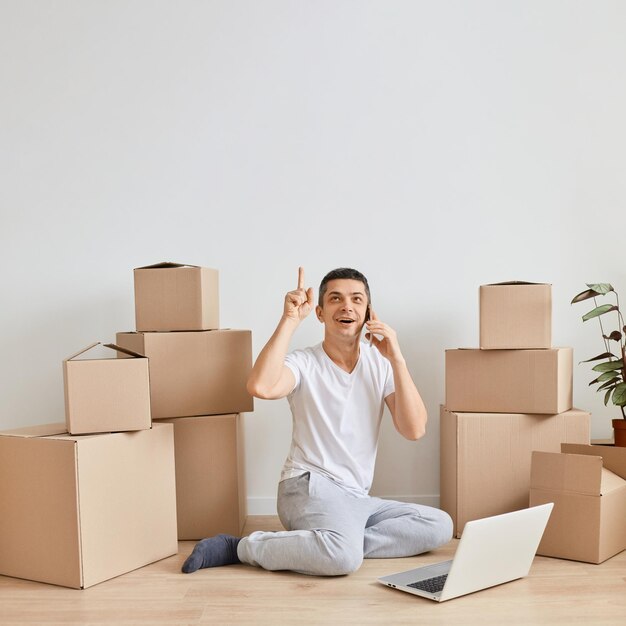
[316,278,369,338]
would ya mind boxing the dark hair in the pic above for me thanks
[318,268,371,307]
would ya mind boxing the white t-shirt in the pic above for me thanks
[281,341,395,496]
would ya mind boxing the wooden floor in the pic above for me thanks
[1,516,625,625]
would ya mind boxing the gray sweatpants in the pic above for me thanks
[237,470,453,576]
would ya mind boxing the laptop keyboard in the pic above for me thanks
[407,574,448,594]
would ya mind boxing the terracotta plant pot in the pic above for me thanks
[612,419,626,447]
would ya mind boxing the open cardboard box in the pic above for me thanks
[116,329,253,418]
[479,281,551,349]
[134,262,219,331]
[0,423,178,589]
[445,347,572,414]
[160,414,247,539]
[63,342,151,435]
[440,406,590,537]
[530,443,626,563]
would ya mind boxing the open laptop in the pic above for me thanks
[378,503,553,602]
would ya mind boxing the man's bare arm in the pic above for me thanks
[366,310,427,440]
[247,267,314,400]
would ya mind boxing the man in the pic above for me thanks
[182,267,452,576]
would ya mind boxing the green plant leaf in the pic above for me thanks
[582,304,618,321]
[597,379,619,392]
[603,331,623,342]
[586,283,614,294]
[571,289,600,304]
[612,383,626,406]
[605,388,613,406]
[590,370,622,385]
[580,352,618,363]
[591,359,624,372]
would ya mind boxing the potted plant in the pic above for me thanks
[571,283,626,446]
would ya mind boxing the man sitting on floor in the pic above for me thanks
[182,266,452,576]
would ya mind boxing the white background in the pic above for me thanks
[2,1,625,513]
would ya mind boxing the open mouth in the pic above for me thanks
[336,317,356,326]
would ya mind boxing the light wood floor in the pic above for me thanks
[1,516,625,625]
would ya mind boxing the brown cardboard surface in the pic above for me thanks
[445,347,573,414]
[77,425,178,587]
[529,451,603,496]
[116,330,253,419]
[479,282,551,349]
[160,415,246,539]
[0,423,177,589]
[530,448,626,563]
[560,443,626,479]
[134,263,219,331]
[63,343,151,435]
[0,436,82,588]
[440,406,590,537]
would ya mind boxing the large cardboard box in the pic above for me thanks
[63,342,152,435]
[445,348,573,414]
[530,444,626,563]
[0,423,178,589]
[480,282,552,349]
[134,262,219,332]
[160,414,246,539]
[116,330,253,418]
[440,406,590,537]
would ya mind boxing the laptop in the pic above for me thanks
[377,503,553,602]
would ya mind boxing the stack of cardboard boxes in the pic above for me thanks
[116,262,253,541]
[0,344,178,589]
[0,261,253,589]
[440,281,590,538]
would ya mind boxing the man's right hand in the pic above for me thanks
[283,267,314,322]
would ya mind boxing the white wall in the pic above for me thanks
[2,1,625,514]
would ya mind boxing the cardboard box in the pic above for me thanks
[0,423,178,589]
[160,415,246,539]
[480,281,552,349]
[134,262,219,332]
[63,342,151,435]
[116,330,253,418]
[445,347,573,414]
[440,406,590,537]
[530,443,626,563]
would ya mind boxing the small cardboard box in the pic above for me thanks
[0,423,178,589]
[116,330,253,419]
[134,262,219,332]
[63,342,151,435]
[530,443,626,563]
[160,414,247,539]
[480,281,552,349]
[445,347,572,414]
[440,406,590,537]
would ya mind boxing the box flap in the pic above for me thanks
[531,451,603,495]
[65,342,146,362]
[134,261,197,270]
[482,281,550,287]
[561,443,626,480]
[600,467,626,494]
[102,343,146,359]
[0,423,68,438]
[65,342,101,361]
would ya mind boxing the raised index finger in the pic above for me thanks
[297,267,305,290]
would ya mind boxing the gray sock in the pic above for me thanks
[181,534,242,573]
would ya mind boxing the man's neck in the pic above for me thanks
[322,335,361,373]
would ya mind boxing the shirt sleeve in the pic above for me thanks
[284,350,302,394]
[383,359,395,399]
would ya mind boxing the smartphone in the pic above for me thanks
[365,305,372,344]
